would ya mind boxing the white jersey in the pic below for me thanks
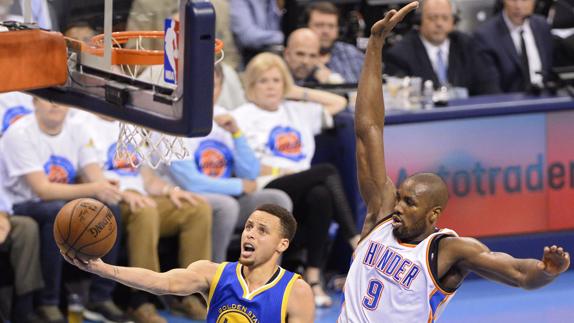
[339,218,458,323]
[232,101,323,172]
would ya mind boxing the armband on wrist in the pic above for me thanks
[271,167,281,176]
[232,130,243,139]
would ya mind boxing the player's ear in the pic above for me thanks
[277,238,289,253]
[429,206,442,223]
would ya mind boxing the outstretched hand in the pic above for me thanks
[61,250,104,275]
[538,245,570,276]
[370,1,419,40]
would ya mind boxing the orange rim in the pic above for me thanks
[79,31,224,66]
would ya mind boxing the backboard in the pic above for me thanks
[27,0,217,137]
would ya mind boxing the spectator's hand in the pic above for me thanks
[93,180,123,205]
[122,190,157,212]
[169,187,206,208]
[242,180,257,194]
[0,212,10,244]
[370,1,418,41]
[214,114,240,134]
[314,64,333,84]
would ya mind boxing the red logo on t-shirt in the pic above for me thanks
[199,148,227,177]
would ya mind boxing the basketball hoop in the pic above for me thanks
[83,30,224,169]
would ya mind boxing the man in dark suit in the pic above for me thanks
[474,0,554,93]
[384,0,497,96]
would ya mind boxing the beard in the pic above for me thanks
[238,256,255,267]
[393,217,427,242]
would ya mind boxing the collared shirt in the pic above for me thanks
[502,12,543,85]
[326,41,364,84]
[230,0,284,50]
[420,36,450,84]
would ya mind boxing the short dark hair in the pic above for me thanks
[305,1,339,24]
[256,204,297,241]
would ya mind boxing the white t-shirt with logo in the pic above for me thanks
[72,111,146,194]
[183,106,236,178]
[232,101,323,172]
[0,92,34,136]
[0,156,13,213]
[1,114,99,204]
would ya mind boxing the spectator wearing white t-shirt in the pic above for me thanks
[1,98,130,323]
[169,64,292,263]
[0,156,44,323]
[0,92,34,137]
[73,110,212,322]
[233,53,359,308]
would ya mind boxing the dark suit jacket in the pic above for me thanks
[384,30,498,96]
[474,13,554,93]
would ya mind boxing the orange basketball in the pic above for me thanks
[53,198,117,260]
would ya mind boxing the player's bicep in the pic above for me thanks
[453,238,525,287]
[287,279,314,323]
[164,260,217,296]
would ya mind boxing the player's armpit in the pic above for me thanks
[359,176,396,240]
[286,279,315,323]
[442,237,569,290]
[165,260,219,296]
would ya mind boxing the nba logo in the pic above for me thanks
[164,18,179,85]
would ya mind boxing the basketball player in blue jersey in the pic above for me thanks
[339,2,571,322]
[63,204,315,322]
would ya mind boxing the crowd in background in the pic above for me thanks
[0,0,573,323]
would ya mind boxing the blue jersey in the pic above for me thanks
[206,262,301,323]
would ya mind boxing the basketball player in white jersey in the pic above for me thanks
[339,2,571,322]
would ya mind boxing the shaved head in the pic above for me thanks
[284,28,321,80]
[287,28,320,48]
[405,172,449,210]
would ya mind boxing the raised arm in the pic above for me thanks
[442,237,570,290]
[285,85,347,116]
[355,2,419,238]
[63,255,218,297]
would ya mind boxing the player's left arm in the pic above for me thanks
[443,237,570,290]
[286,279,315,323]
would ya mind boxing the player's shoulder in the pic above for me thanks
[287,278,314,312]
[187,260,222,278]
[439,236,489,259]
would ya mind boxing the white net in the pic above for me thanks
[115,122,190,169]
[110,32,223,169]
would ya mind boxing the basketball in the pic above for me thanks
[53,198,117,260]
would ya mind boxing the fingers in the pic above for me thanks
[129,198,138,212]
[145,197,158,208]
[371,1,418,36]
[182,194,198,206]
[371,10,396,34]
[392,1,419,22]
[170,195,182,209]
